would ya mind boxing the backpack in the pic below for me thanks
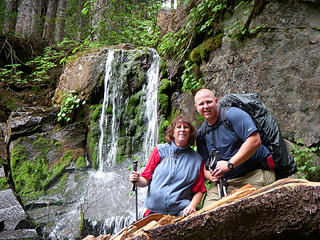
[199,93,297,180]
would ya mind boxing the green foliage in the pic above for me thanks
[76,0,162,49]
[76,156,86,169]
[184,0,227,35]
[57,91,85,123]
[0,64,25,85]
[26,46,64,84]
[0,39,79,87]
[157,116,170,144]
[157,31,184,58]
[181,61,204,92]
[290,139,320,181]
[0,177,9,190]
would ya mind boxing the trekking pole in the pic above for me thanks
[206,150,228,199]
[132,160,138,221]
[220,177,228,197]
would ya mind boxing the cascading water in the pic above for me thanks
[48,48,159,239]
[85,48,160,235]
[143,48,160,162]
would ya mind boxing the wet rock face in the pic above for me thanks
[0,189,38,239]
[160,0,320,147]
[201,0,320,146]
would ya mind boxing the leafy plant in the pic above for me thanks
[290,139,319,180]
[181,60,204,92]
[0,64,25,85]
[26,46,65,84]
[57,91,85,123]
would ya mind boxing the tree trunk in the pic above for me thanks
[4,0,19,35]
[15,0,32,37]
[42,0,59,41]
[30,0,45,39]
[55,0,67,42]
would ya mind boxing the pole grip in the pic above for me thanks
[132,160,138,191]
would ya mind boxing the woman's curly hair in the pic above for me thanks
[165,115,197,146]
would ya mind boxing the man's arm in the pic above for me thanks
[228,131,261,167]
[211,131,261,180]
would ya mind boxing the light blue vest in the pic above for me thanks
[144,142,202,215]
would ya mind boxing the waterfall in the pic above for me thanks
[163,0,178,9]
[86,48,159,234]
[48,48,160,239]
[143,48,160,161]
[97,50,119,171]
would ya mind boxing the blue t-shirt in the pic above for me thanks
[196,107,270,179]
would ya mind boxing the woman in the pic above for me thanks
[130,115,206,217]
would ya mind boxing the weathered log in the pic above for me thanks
[110,178,320,240]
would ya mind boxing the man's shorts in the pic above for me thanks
[203,169,276,207]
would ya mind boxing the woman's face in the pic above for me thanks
[173,121,190,147]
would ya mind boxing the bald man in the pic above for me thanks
[194,89,275,206]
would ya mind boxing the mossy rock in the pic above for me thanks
[10,138,73,198]
[0,177,9,190]
[159,78,174,94]
[158,94,169,114]
[76,156,86,169]
[87,104,102,170]
[190,33,223,64]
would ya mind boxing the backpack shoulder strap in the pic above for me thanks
[199,122,207,137]
[220,107,234,131]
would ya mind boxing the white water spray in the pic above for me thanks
[142,49,160,161]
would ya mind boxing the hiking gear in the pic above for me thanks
[206,149,228,198]
[132,160,138,221]
[198,107,271,179]
[227,160,234,169]
[199,93,297,179]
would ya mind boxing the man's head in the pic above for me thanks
[194,89,219,125]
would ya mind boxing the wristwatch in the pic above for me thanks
[227,160,234,169]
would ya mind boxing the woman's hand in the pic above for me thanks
[183,204,196,216]
[130,171,140,183]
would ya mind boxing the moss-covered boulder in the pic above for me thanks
[9,120,86,201]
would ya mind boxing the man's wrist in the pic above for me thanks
[227,160,234,169]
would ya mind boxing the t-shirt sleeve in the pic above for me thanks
[226,107,258,141]
[141,147,161,180]
[192,160,207,193]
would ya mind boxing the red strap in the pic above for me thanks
[143,209,153,217]
[267,156,275,169]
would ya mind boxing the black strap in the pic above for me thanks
[160,153,178,164]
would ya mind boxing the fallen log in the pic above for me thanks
[107,178,320,240]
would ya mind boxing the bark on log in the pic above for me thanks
[111,178,320,240]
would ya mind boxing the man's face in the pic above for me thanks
[194,90,219,125]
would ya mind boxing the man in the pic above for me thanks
[194,89,275,206]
